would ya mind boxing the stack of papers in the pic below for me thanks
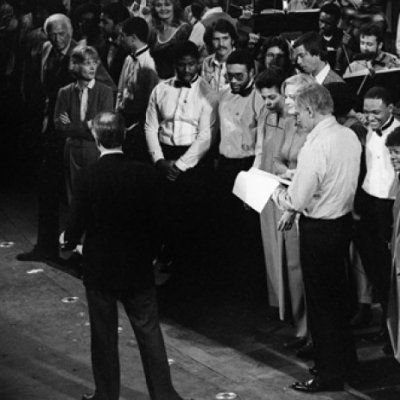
[232,168,290,213]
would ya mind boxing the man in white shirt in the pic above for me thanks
[293,31,344,86]
[117,17,159,161]
[145,41,218,272]
[274,83,361,392]
[354,86,400,340]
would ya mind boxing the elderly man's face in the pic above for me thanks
[48,20,71,52]
[294,101,314,132]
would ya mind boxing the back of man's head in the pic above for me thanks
[320,3,341,24]
[121,16,149,43]
[293,31,328,62]
[92,111,125,149]
[296,83,334,116]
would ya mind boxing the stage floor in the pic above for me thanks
[0,185,400,400]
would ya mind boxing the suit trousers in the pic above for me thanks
[86,287,181,400]
[299,214,357,384]
[354,190,394,316]
[37,139,65,256]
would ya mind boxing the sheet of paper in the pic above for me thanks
[232,168,287,213]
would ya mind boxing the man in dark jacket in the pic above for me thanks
[62,111,185,400]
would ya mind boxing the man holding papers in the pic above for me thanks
[273,83,361,392]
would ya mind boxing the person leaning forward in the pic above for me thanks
[61,111,187,400]
[273,83,361,392]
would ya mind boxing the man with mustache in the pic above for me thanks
[201,19,237,92]
[345,22,400,75]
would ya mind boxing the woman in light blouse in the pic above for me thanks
[149,0,192,79]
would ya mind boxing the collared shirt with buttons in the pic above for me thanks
[145,76,218,171]
[218,85,264,159]
[201,53,229,92]
[362,116,400,199]
[274,116,362,219]
[76,78,95,121]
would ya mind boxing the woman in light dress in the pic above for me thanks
[256,72,314,347]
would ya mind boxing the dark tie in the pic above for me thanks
[375,129,382,137]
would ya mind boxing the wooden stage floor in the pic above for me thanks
[0,182,400,400]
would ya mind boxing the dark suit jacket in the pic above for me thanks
[97,40,128,86]
[54,80,113,140]
[41,39,116,119]
[65,154,164,295]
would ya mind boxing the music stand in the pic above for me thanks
[343,68,400,110]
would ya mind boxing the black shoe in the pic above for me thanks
[283,337,307,349]
[16,247,57,262]
[290,377,344,392]
[81,394,96,400]
[296,342,315,359]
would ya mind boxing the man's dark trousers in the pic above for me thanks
[299,214,357,384]
[354,190,394,318]
[86,287,177,400]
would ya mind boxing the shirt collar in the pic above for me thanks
[100,149,123,158]
[314,63,330,84]
[131,45,149,60]
[202,7,223,20]
[75,78,95,91]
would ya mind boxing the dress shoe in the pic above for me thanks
[16,247,58,262]
[81,394,98,400]
[296,342,315,359]
[283,337,307,349]
[350,304,373,328]
[290,377,344,392]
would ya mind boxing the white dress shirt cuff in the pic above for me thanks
[174,158,189,172]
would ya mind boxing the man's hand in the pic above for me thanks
[278,210,296,231]
[156,159,181,182]
[55,112,71,130]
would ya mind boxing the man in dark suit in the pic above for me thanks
[62,111,185,400]
[17,13,115,263]
[293,31,344,86]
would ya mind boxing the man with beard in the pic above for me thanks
[201,19,237,92]
[293,32,344,86]
[345,22,400,75]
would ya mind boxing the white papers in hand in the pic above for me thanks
[232,168,289,213]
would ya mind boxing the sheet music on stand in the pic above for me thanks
[232,168,290,213]
[254,7,319,37]
[343,67,400,109]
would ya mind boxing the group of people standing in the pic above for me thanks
[2,0,400,399]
